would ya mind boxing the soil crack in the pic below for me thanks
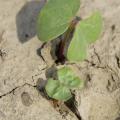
[93,47,101,64]
[115,55,120,68]
[0,83,36,99]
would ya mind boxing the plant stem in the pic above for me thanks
[57,17,80,63]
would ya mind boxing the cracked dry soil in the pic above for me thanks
[0,0,120,120]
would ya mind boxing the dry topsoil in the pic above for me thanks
[0,0,120,120]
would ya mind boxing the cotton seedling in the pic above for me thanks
[37,0,102,101]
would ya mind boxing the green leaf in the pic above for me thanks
[37,0,80,42]
[53,86,72,101]
[57,67,83,88]
[45,78,72,101]
[57,67,74,81]
[45,79,60,98]
[45,67,84,101]
[67,77,82,88]
[77,12,102,44]
[67,32,87,61]
[67,12,102,61]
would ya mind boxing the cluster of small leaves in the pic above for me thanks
[45,67,84,101]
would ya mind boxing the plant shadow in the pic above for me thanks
[45,65,58,79]
[16,0,46,43]
[36,78,49,99]
[116,117,120,120]
[36,65,58,99]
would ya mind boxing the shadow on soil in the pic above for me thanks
[36,65,57,100]
[16,0,46,43]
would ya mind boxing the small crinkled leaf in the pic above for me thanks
[67,77,81,88]
[57,67,74,81]
[45,79,59,98]
[37,0,80,42]
[67,12,102,61]
[57,67,82,88]
[53,86,72,101]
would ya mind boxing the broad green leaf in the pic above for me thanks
[67,31,87,61]
[77,12,102,44]
[45,79,60,98]
[37,0,80,42]
[53,86,72,101]
[67,12,102,61]
[57,67,82,88]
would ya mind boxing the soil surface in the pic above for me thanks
[0,0,120,120]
